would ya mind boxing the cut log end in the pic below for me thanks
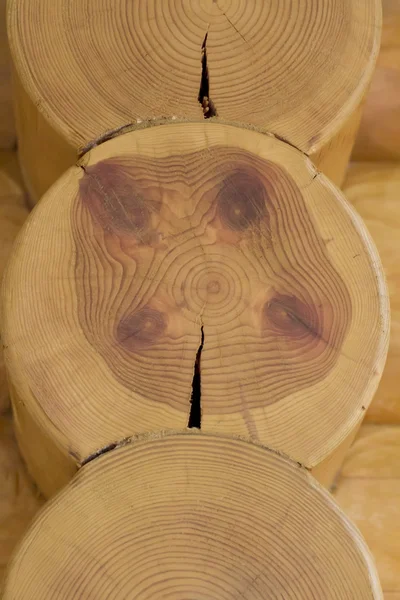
[8,0,382,200]
[8,0,381,151]
[2,433,383,599]
[1,123,388,497]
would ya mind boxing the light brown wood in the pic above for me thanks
[0,0,15,149]
[312,421,361,490]
[343,163,400,423]
[0,152,29,413]
[0,413,43,593]
[8,0,381,202]
[12,73,76,209]
[380,0,400,48]
[0,123,389,497]
[353,51,400,162]
[3,432,383,599]
[311,101,365,189]
[335,424,400,597]
[353,0,400,161]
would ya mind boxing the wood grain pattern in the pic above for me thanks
[1,123,389,497]
[0,152,29,412]
[343,163,400,423]
[8,0,381,201]
[75,151,350,407]
[353,0,400,161]
[0,414,43,593]
[335,425,400,597]
[3,432,383,599]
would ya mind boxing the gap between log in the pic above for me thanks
[78,430,311,471]
[81,437,131,466]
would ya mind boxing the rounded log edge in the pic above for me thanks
[8,0,382,200]
[3,432,383,599]
[343,163,400,424]
[1,122,389,497]
[0,151,29,413]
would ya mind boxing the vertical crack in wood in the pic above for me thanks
[198,33,217,118]
[188,326,204,429]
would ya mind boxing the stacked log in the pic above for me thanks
[3,433,383,599]
[353,0,400,161]
[1,123,388,497]
[8,0,381,203]
[0,1,389,596]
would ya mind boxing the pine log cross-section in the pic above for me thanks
[8,0,382,203]
[0,123,389,497]
[3,433,384,599]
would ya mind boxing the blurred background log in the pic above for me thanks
[335,425,400,598]
[0,413,43,593]
[0,0,15,149]
[0,152,29,413]
[353,0,400,161]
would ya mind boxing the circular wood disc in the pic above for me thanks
[8,0,381,154]
[1,123,388,494]
[3,433,383,599]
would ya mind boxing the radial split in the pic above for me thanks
[1,122,388,497]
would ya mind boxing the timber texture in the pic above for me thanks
[3,433,383,599]
[8,0,382,202]
[1,123,389,497]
